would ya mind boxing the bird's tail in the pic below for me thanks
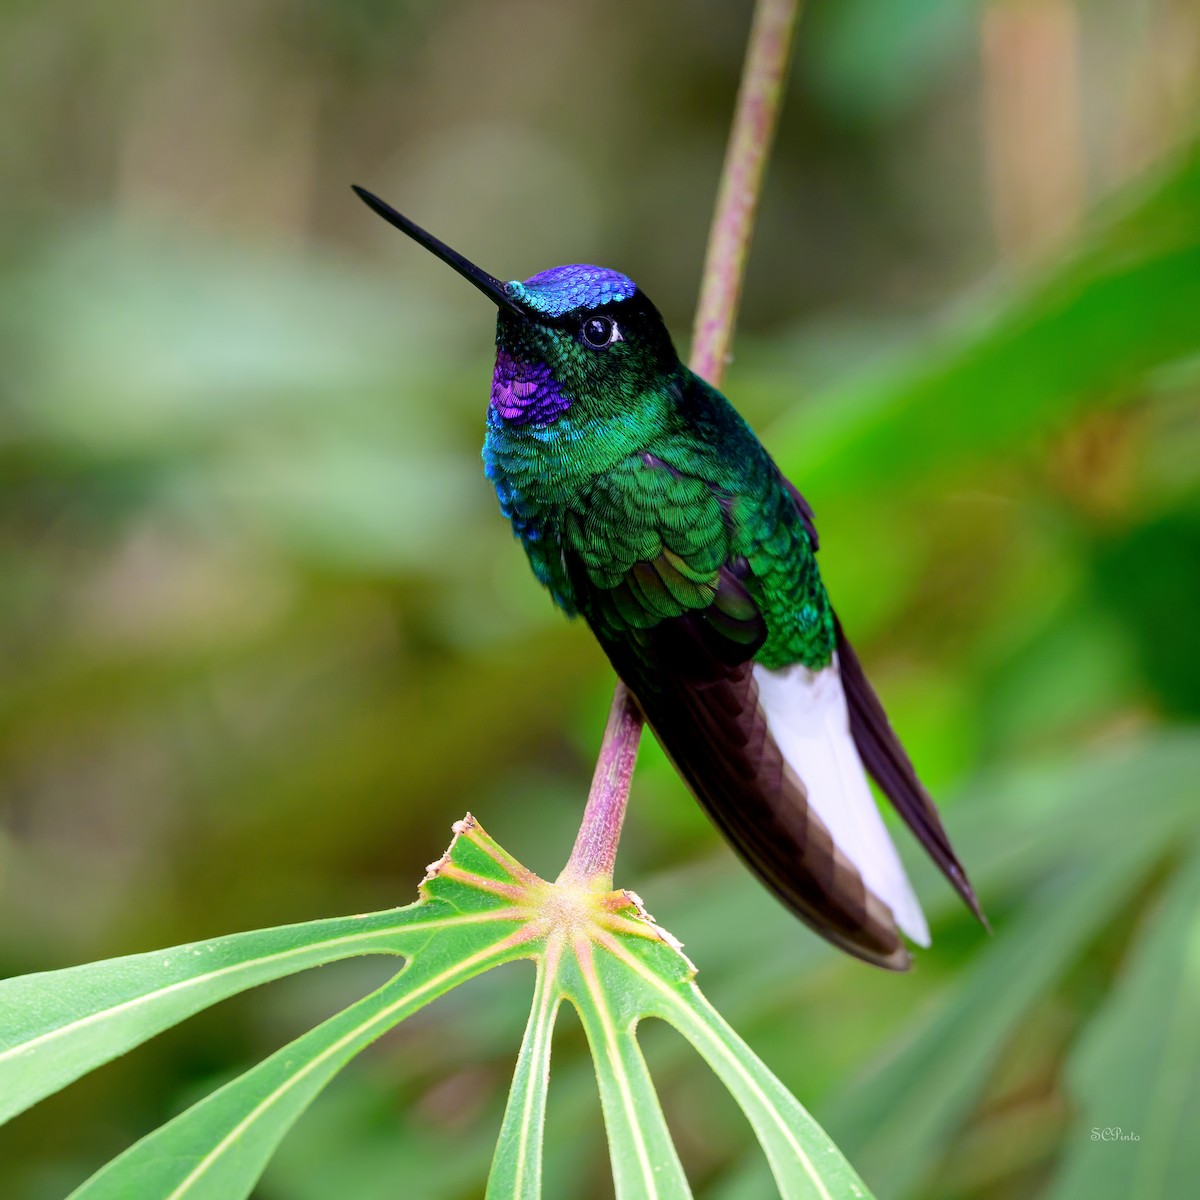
[753,660,930,947]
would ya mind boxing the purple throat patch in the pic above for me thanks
[491,348,571,425]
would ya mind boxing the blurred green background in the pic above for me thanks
[2,1,1199,1197]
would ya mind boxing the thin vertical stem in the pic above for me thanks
[691,0,802,387]
[560,0,803,889]
[558,682,644,886]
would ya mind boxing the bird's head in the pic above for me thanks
[353,186,682,428]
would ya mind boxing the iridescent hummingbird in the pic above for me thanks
[353,185,984,969]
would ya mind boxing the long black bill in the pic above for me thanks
[351,185,525,317]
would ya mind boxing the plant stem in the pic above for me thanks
[690,0,802,387]
[560,0,802,889]
[558,681,643,887]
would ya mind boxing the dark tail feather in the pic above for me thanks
[834,614,989,930]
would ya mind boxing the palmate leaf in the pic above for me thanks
[813,733,1200,1199]
[711,730,1200,1200]
[1048,841,1200,1200]
[486,953,562,1199]
[70,927,532,1200]
[772,137,1200,500]
[488,884,870,1200]
[0,820,534,1129]
[608,934,870,1199]
[0,906,509,1129]
[0,816,872,1200]
[821,829,1172,1199]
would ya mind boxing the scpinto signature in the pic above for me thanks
[1091,1127,1141,1143]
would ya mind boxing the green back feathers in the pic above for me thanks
[486,345,834,671]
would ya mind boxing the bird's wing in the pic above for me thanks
[564,454,912,969]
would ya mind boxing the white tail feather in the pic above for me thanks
[753,659,930,946]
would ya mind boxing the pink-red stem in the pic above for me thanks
[559,0,802,889]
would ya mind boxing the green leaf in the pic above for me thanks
[70,923,531,1200]
[487,956,562,1200]
[1048,843,1200,1199]
[0,910,432,1126]
[822,826,1174,1199]
[566,934,692,1198]
[631,954,871,1200]
[537,899,873,1200]
[0,817,528,1128]
[5,816,872,1199]
[772,140,1200,498]
[913,731,1200,920]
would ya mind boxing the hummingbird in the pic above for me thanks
[353,185,984,970]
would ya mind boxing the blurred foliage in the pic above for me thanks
[1,0,1198,1198]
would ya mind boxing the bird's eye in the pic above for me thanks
[581,315,618,348]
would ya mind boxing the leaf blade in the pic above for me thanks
[486,949,563,1200]
[603,934,872,1200]
[772,141,1200,498]
[565,935,692,1200]
[0,815,529,1127]
[823,828,1172,1198]
[68,921,533,1200]
[1048,844,1200,1200]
